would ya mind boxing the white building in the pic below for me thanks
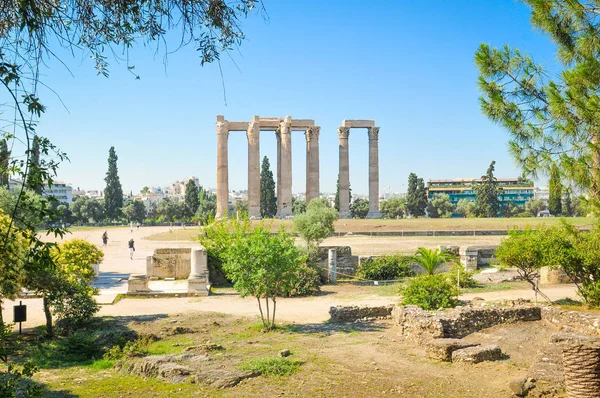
[43,182,73,204]
[535,187,549,204]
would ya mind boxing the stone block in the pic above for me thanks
[540,266,572,284]
[425,339,480,362]
[452,344,503,364]
[128,274,149,293]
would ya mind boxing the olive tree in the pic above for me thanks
[293,198,338,256]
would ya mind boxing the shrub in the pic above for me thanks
[446,264,478,289]
[50,279,99,332]
[356,255,413,280]
[52,239,104,283]
[240,357,302,376]
[104,335,154,360]
[59,331,102,359]
[401,274,458,310]
[288,264,321,297]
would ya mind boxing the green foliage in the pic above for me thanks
[525,198,546,217]
[26,136,42,195]
[427,194,455,218]
[0,139,8,187]
[447,264,478,289]
[240,357,302,376]
[293,199,338,253]
[104,147,123,220]
[548,164,563,216]
[455,199,477,218]
[380,197,406,219]
[475,2,600,206]
[410,247,457,275]
[260,156,277,218]
[292,199,306,215]
[104,335,154,360]
[0,362,42,398]
[122,200,146,223]
[334,174,351,212]
[288,264,321,297]
[406,173,427,217]
[195,186,216,224]
[50,278,99,332]
[234,200,248,216]
[156,197,184,222]
[475,161,502,217]
[350,198,369,219]
[402,274,458,310]
[356,255,414,281]
[52,239,104,282]
[0,212,29,324]
[71,196,105,224]
[184,180,200,219]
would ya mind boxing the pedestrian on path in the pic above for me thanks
[102,231,108,246]
[128,238,135,260]
[130,222,133,233]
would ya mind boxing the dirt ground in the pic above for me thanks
[35,310,567,397]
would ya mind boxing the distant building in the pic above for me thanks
[427,178,534,207]
[535,187,549,204]
[42,182,73,204]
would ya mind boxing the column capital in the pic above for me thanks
[216,121,229,136]
[247,122,260,144]
[305,126,321,142]
[368,127,380,140]
[279,119,292,134]
[338,126,350,139]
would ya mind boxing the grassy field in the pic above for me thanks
[144,217,592,242]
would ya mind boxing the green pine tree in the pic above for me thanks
[184,179,200,219]
[548,163,563,216]
[564,187,574,217]
[0,139,9,187]
[406,173,427,217]
[475,161,503,218]
[260,156,277,218]
[26,135,42,194]
[104,146,124,221]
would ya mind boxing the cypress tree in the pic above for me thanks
[406,173,427,217]
[0,139,9,187]
[260,156,277,218]
[475,161,503,218]
[26,135,42,194]
[184,179,200,218]
[334,174,340,211]
[548,164,563,216]
[104,146,123,221]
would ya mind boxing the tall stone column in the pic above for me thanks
[247,116,261,219]
[367,127,382,218]
[338,127,351,218]
[279,117,293,217]
[305,127,320,203]
[216,116,229,218]
[276,129,282,216]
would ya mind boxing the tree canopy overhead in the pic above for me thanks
[476,0,600,207]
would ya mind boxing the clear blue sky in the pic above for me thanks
[34,0,559,195]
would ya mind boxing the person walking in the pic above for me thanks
[102,231,108,246]
[128,238,135,260]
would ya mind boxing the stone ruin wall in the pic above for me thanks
[316,246,358,277]
[146,248,192,279]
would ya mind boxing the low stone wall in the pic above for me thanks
[329,305,394,322]
[541,307,600,336]
[147,248,192,279]
[392,305,541,343]
[459,245,498,270]
[317,246,358,277]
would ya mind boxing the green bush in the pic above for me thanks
[288,264,321,297]
[50,279,99,332]
[446,264,478,289]
[402,274,458,310]
[104,334,154,361]
[59,331,102,359]
[240,357,302,376]
[356,255,413,280]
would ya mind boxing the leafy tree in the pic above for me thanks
[0,188,50,230]
[292,199,307,215]
[104,147,123,221]
[122,200,146,223]
[564,187,574,217]
[427,194,455,218]
[293,198,338,255]
[475,161,502,217]
[502,202,526,218]
[196,186,217,224]
[380,197,406,219]
[0,140,9,188]
[410,247,457,275]
[71,196,105,224]
[0,213,29,325]
[525,198,546,217]
[234,200,248,216]
[224,224,304,330]
[548,164,563,216]
[456,199,477,218]
[402,274,458,310]
[475,1,600,208]
[406,173,427,217]
[260,156,277,218]
[156,197,184,222]
[350,198,369,219]
[140,186,150,195]
[26,136,42,194]
[184,179,200,219]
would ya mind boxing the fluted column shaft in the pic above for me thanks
[276,130,282,216]
[279,118,293,217]
[247,116,261,218]
[216,117,229,218]
[306,127,320,203]
[367,127,381,218]
[338,127,351,218]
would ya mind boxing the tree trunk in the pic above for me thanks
[0,299,3,326]
[256,297,266,328]
[43,297,53,338]
[563,343,600,397]
[591,133,600,207]
[265,298,270,330]
[271,298,277,329]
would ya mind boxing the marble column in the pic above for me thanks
[305,126,320,203]
[276,129,282,216]
[188,247,209,295]
[367,127,382,218]
[216,116,229,218]
[247,116,261,219]
[338,127,351,218]
[279,117,293,217]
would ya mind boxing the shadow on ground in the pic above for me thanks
[287,320,389,335]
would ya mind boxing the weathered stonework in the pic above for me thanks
[540,266,572,285]
[317,246,358,277]
[541,307,600,336]
[459,245,498,270]
[329,305,394,323]
[147,248,192,279]
[392,305,541,343]
[425,339,479,362]
[452,344,503,364]
[128,274,149,293]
